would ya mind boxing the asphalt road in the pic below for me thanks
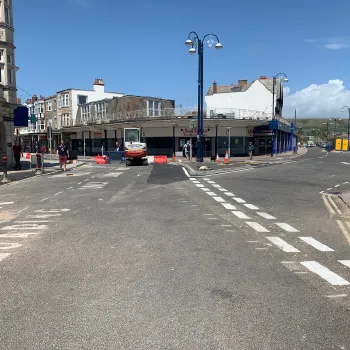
[0,156,350,349]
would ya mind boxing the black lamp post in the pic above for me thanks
[330,117,341,139]
[341,106,350,142]
[185,32,223,162]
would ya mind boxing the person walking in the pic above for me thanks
[248,142,255,160]
[184,141,191,161]
[12,141,22,170]
[56,140,69,171]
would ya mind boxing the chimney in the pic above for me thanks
[25,98,32,105]
[32,95,38,102]
[93,78,105,94]
[259,76,267,80]
[238,79,248,87]
[16,98,21,104]
[213,81,217,94]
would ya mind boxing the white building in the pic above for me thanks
[205,76,283,119]
[0,0,19,166]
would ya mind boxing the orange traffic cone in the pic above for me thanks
[215,153,220,163]
[224,150,229,164]
[172,153,175,162]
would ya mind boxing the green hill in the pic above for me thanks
[287,118,348,135]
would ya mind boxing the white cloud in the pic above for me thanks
[324,37,350,50]
[75,0,90,8]
[283,80,350,118]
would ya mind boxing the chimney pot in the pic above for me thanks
[238,79,248,86]
[32,95,38,102]
[213,81,217,94]
[259,76,267,80]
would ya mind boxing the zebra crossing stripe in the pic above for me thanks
[299,237,334,252]
[301,261,350,286]
[246,222,269,232]
[275,223,299,232]
[0,253,10,262]
[0,242,22,250]
[339,260,350,268]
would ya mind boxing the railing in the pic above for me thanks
[71,106,278,127]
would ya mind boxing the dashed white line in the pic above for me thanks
[275,223,299,232]
[221,203,237,210]
[203,178,210,180]
[257,212,276,220]
[301,261,350,286]
[319,191,324,194]
[0,253,10,262]
[40,198,48,202]
[212,184,221,188]
[221,225,231,227]
[67,186,73,190]
[327,188,332,191]
[0,202,14,205]
[326,294,348,298]
[189,178,196,180]
[182,167,190,177]
[223,192,235,197]
[232,198,246,203]
[1,224,47,230]
[244,204,259,210]
[344,182,349,185]
[196,184,205,188]
[246,222,270,232]
[201,188,210,192]
[232,211,251,219]
[206,192,217,196]
[54,192,62,196]
[17,207,28,214]
[335,184,340,188]
[266,237,300,253]
[339,260,350,268]
[218,188,228,192]
[78,182,82,185]
[299,237,334,252]
[204,214,213,216]
[213,197,225,203]
[0,242,22,250]
[193,181,200,184]
[207,181,215,184]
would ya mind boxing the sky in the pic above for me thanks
[13,0,350,119]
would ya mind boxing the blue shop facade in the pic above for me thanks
[252,119,297,156]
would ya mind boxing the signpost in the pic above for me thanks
[47,125,53,160]
[190,120,195,162]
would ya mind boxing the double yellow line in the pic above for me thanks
[322,193,350,245]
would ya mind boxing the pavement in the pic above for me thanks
[177,147,309,176]
[0,149,350,349]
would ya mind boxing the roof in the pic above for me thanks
[207,78,282,96]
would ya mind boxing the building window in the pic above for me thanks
[77,95,88,105]
[95,102,106,119]
[7,54,11,64]
[61,114,70,126]
[147,100,160,117]
[7,68,12,85]
[40,119,45,130]
[46,101,52,111]
[0,68,2,84]
[0,50,3,62]
[59,94,69,108]
[81,105,90,120]
[5,7,10,26]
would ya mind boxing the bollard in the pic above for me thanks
[1,156,10,183]
[41,153,44,174]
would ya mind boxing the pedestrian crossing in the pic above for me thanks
[79,181,108,189]
[186,172,350,295]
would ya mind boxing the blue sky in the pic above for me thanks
[14,0,350,118]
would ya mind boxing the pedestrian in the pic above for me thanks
[12,140,21,170]
[248,142,254,160]
[185,141,191,160]
[56,140,69,171]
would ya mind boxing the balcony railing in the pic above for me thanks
[73,107,275,126]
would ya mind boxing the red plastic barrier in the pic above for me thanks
[25,153,30,159]
[154,155,167,164]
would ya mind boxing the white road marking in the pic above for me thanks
[319,191,324,194]
[232,198,246,203]
[221,203,237,210]
[203,178,210,180]
[189,178,196,180]
[257,212,276,220]
[344,182,349,184]
[67,186,73,190]
[201,188,210,192]
[232,211,251,219]
[207,181,215,184]
[221,225,231,227]
[335,184,340,188]
[341,162,350,165]
[0,232,42,238]
[212,184,221,188]
[0,224,47,230]
[204,214,213,216]
[196,184,205,188]
[301,261,350,286]
[299,237,334,252]
[0,242,22,250]
[0,202,14,205]
[54,192,62,196]
[40,198,48,202]
[15,220,52,223]
[35,209,70,213]
[326,294,348,298]
[224,192,235,197]
[206,192,217,196]
[327,188,332,191]
[193,181,200,184]
[182,167,190,177]
[208,217,218,220]
[266,237,300,253]
[18,207,28,214]
[275,223,299,232]
[244,204,259,210]
[0,253,10,261]
[26,214,61,219]
[339,260,350,268]
[218,188,228,192]
[246,222,269,232]
[213,197,225,203]
[78,182,82,185]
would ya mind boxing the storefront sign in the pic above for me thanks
[247,127,254,137]
[93,132,104,138]
[40,136,47,140]
[182,127,208,137]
